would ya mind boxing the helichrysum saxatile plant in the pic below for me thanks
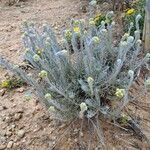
[0,12,150,122]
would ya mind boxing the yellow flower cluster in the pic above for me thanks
[80,102,88,112]
[115,88,125,98]
[94,14,101,22]
[1,80,9,88]
[73,27,80,33]
[126,8,135,15]
[65,30,72,42]
[45,93,52,100]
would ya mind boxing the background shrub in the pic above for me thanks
[123,0,145,36]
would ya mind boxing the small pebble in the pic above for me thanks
[7,141,13,149]
[17,130,25,138]
[16,87,24,93]
[0,144,6,150]
[0,89,5,96]
[14,113,22,121]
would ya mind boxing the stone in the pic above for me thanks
[11,124,16,131]
[0,144,6,150]
[0,89,5,96]
[14,113,22,121]
[7,141,13,148]
[16,87,24,93]
[17,130,25,139]
[10,98,14,102]
[5,116,11,123]
[6,130,12,137]
[0,106,3,111]
[12,104,16,108]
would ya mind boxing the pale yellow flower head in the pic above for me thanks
[92,36,100,44]
[115,88,125,98]
[80,102,88,112]
[89,20,95,26]
[123,33,130,39]
[48,106,55,112]
[136,39,142,45]
[33,54,40,62]
[45,93,52,100]
[87,77,94,84]
[39,70,48,78]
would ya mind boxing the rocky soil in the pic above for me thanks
[0,0,150,150]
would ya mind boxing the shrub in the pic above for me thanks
[123,0,145,36]
[0,13,150,122]
[0,76,25,89]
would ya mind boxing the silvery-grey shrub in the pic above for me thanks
[0,13,150,121]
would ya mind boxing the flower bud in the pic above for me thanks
[136,39,142,45]
[45,93,52,100]
[65,30,72,40]
[33,54,40,62]
[48,106,55,112]
[92,36,100,44]
[128,70,134,76]
[80,102,88,112]
[39,70,48,78]
[89,20,95,26]
[130,22,134,27]
[123,33,129,39]
[74,20,80,26]
[87,77,94,84]
[115,88,125,98]
[25,48,30,53]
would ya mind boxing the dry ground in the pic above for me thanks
[0,0,150,150]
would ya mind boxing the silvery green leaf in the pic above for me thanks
[87,110,97,118]
[85,99,97,107]
[78,79,89,92]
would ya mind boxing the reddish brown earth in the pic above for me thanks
[0,0,150,150]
